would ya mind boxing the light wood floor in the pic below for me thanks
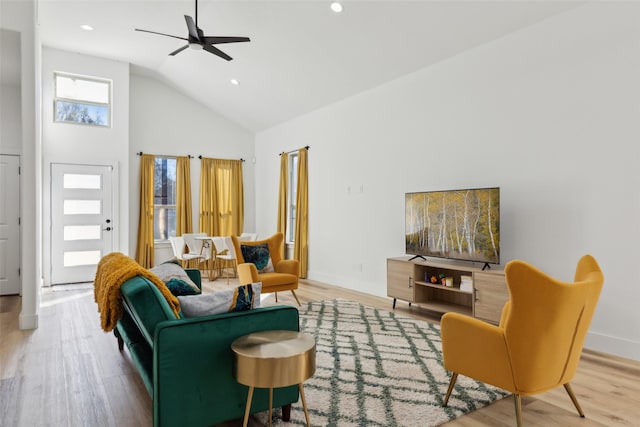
[1,276,639,426]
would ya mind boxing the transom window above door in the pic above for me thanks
[54,72,111,127]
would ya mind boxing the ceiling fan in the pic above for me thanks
[135,0,250,61]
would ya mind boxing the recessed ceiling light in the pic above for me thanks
[330,2,343,13]
[230,79,239,86]
[80,25,94,31]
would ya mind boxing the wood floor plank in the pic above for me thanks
[1,278,639,426]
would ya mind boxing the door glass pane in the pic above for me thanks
[64,250,101,267]
[64,200,101,215]
[64,173,101,189]
[64,225,101,241]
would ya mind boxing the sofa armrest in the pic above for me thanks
[185,268,202,290]
[153,306,300,427]
[275,259,299,276]
[440,312,515,391]
[237,262,259,285]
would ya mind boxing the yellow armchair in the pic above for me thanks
[441,254,604,426]
[231,232,301,306]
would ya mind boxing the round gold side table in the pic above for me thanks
[231,330,316,427]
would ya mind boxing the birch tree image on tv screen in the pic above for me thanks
[405,188,500,263]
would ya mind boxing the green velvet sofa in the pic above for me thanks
[113,269,300,427]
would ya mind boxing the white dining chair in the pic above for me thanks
[183,232,215,280]
[169,236,205,269]
[212,236,237,283]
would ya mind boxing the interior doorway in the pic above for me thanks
[50,163,114,285]
[0,155,21,295]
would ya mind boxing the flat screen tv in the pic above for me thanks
[405,187,500,267]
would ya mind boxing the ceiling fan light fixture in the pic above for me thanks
[230,79,239,86]
[189,42,203,50]
[330,2,343,13]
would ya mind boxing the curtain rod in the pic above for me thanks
[136,152,194,158]
[198,155,245,162]
[279,145,310,156]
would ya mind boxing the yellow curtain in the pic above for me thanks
[294,148,308,278]
[277,152,288,256]
[199,158,215,236]
[135,154,155,268]
[175,156,192,236]
[199,158,244,236]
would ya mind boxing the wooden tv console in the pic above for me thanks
[386,257,509,324]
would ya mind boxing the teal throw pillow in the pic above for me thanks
[177,283,262,318]
[150,259,201,296]
[240,243,274,273]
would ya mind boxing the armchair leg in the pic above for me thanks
[563,383,585,417]
[443,372,458,406]
[275,292,278,302]
[514,394,523,427]
[291,290,302,307]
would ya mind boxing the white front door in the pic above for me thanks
[0,155,21,295]
[51,163,114,285]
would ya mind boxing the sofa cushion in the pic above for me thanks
[178,283,262,318]
[240,243,274,273]
[150,259,201,296]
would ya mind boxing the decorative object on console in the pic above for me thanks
[459,275,473,293]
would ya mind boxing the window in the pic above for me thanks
[286,152,299,243]
[54,72,111,127]
[154,157,176,241]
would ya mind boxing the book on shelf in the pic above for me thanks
[460,284,473,293]
[460,275,472,284]
[459,277,473,293]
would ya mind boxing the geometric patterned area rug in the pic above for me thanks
[261,299,509,426]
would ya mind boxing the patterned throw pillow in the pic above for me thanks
[177,283,262,318]
[240,243,275,273]
[150,259,201,296]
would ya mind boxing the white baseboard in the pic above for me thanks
[584,331,639,361]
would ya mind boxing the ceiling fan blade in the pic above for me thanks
[184,15,199,40]
[201,36,250,45]
[203,44,232,61]
[135,28,187,41]
[169,45,189,56]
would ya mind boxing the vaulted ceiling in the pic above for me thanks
[37,0,581,131]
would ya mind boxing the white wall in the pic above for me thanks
[256,2,640,360]
[41,47,130,284]
[129,74,255,263]
[1,0,40,329]
[1,83,22,153]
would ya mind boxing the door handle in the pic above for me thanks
[104,227,112,231]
